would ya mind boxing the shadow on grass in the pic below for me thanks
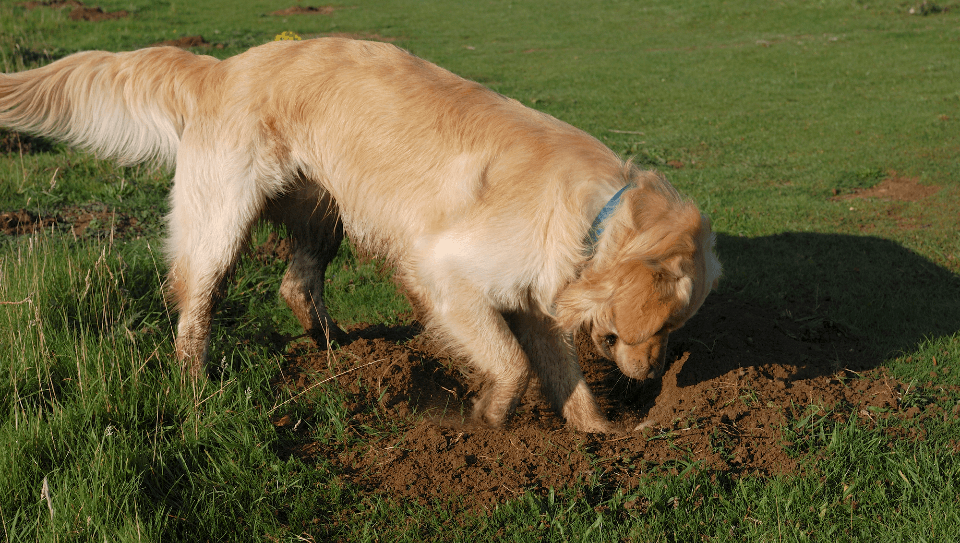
[670,232,960,387]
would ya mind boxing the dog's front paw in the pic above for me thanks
[471,394,518,428]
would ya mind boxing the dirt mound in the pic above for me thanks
[271,290,947,509]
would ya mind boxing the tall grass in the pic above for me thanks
[0,231,302,540]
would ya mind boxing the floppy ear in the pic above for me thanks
[649,255,694,306]
[609,260,686,343]
[553,272,615,335]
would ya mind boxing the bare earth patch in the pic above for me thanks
[270,5,339,16]
[18,1,128,21]
[833,172,940,202]
[69,5,128,21]
[272,290,951,510]
[0,205,142,238]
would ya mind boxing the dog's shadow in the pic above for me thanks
[668,232,960,387]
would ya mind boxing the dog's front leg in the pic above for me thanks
[421,288,532,427]
[509,312,613,433]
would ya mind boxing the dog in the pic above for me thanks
[0,38,721,432]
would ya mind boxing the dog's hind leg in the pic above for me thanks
[165,145,269,379]
[264,184,346,347]
[509,312,613,433]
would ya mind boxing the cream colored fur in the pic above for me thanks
[0,38,721,432]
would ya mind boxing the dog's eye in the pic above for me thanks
[604,334,618,347]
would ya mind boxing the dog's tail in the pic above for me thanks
[0,47,219,166]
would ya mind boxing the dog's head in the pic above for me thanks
[555,174,721,383]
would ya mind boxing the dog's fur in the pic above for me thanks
[0,38,721,432]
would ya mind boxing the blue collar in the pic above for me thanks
[586,184,634,250]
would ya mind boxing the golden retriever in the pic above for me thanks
[0,38,721,432]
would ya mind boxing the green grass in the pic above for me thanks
[2,0,959,540]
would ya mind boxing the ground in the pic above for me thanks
[269,293,929,510]
[10,199,949,512]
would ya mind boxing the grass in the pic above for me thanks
[1,0,959,540]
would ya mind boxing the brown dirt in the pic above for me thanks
[17,0,83,9]
[69,5,128,21]
[0,209,59,236]
[0,205,142,238]
[271,286,948,510]
[270,5,339,16]
[832,171,940,202]
[18,1,128,21]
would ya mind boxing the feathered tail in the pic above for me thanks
[0,46,219,166]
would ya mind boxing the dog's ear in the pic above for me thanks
[621,189,701,259]
[649,255,694,305]
[554,271,615,335]
[611,260,688,344]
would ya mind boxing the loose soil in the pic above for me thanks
[273,283,954,510]
[18,1,128,21]
[5,204,954,509]
[68,5,128,22]
[832,171,940,202]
